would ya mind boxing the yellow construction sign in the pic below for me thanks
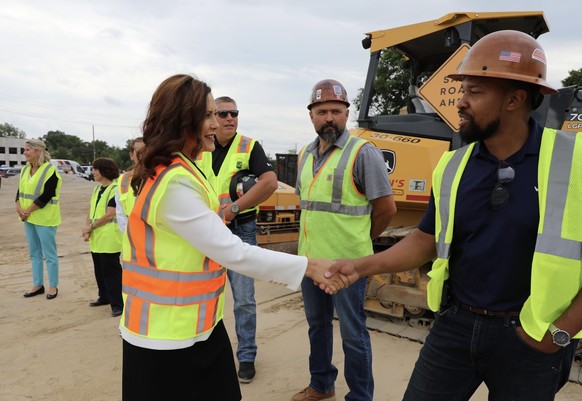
[418,44,470,131]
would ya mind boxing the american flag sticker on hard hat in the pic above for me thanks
[499,51,521,63]
[315,89,322,100]
[333,85,342,96]
[532,48,546,65]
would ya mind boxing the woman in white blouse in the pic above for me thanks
[120,74,345,401]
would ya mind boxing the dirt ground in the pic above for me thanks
[1,174,581,401]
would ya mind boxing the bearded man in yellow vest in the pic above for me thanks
[197,96,278,383]
[115,137,145,234]
[328,31,582,401]
[291,80,396,401]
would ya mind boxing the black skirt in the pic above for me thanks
[122,320,241,401]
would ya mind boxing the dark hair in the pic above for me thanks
[92,157,120,181]
[132,74,211,194]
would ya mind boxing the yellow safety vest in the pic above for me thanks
[18,162,62,226]
[197,134,258,214]
[89,182,122,253]
[297,135,373,259]
[430,128,582,341]
[117,171,136,218]
[121,153,226,343]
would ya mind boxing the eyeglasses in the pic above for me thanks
[216,110,239,118]
[490,161,515,210]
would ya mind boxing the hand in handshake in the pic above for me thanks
[305,258,361,294]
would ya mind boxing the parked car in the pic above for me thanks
[50,159,91,180]
[0,166,22,178]
[82,165,94,181]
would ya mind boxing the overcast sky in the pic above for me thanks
[1,1,580,157]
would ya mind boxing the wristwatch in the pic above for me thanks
[230,203,240,215]
[549,323,571,347]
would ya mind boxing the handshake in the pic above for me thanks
[305,258,360,295]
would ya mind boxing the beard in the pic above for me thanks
[316,122,342,145]
[459,114,500,144]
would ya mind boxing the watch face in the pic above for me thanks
[553,330,570,346]
[231,203,239,213]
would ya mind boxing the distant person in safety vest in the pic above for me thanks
[16,139,62,300]
[327,30,582,401]
[82,157,123,318]
[290,79,396,401]
[197,96,278,383]
[120,73,348,401]
[115,137,144,233]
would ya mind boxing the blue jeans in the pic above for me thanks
[24,222,59,288]
[301,276,373,401]
[227,218,257,363]
[403,305,578,401]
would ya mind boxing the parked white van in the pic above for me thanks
[50,159,91,180]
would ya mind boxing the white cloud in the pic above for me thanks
[1,1,581,156]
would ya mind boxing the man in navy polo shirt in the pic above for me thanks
[326,30,582,400]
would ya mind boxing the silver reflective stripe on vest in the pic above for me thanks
[19,164,59,204]
[134,164,183,267]
[299,200,371,216]
[436,146,473,259]
[91,218,118,224]
[238,136,252,153]
[124,295,150,335]
[126,224,138,263]
[120,173,131,193]
[331,137,360,212]
[535,131,582,260]
[219,197,230,206]
[298,137,371,216]
[197,303,208,333]
[122,283,225,305]
[123,261,225,281]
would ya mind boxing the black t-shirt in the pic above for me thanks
[418,119,543,311]
[95,185,117,208]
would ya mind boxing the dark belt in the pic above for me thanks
[452,298,520,318]
[227,212,256,227]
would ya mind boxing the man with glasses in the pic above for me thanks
[197,96,278,383]
[327,31,582,400]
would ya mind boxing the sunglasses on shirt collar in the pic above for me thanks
[490,161,515,210]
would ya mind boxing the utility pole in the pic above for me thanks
[92,125,96,161]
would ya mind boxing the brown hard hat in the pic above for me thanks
[307,79,350,110]
[447,30,557,95]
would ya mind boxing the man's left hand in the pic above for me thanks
[515,326,561,354]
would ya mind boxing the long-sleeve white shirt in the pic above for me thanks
[120,174,307,349]
[114,190,128,234]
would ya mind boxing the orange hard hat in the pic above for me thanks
[307,79,350,110]
[447,30,557,95]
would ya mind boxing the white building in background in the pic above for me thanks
[0,137,26,167]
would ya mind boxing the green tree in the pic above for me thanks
[352,49,412,116]
[561,68,582,87]
[0,122,26,138]
[42,131,86,159]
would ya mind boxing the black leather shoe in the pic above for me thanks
[111,308,123,317]
[238,362,255,383]
[23,286,45,298]
[46,288,58,300]
[89,298,110,307]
